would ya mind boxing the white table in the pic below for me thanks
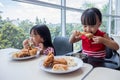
[0,48,93,80]
[83,67,120,80]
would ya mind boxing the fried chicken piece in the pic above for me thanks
[12,53,19,58]
[17,51,30,57]
[29,48,37,56]
[80,32,94,39]
[52,64,68,71]
[21,49,29,53]
[43,52,54,67]
[12,48,38,58]
[53,58,67,66]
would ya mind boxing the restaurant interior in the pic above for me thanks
[0,0,120,80]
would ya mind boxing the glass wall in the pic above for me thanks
[0,0,61,49]
[66,0,109,10]
[0,0,120,51]
[37,0,61,5]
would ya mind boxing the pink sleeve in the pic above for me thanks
[43,47,54,55]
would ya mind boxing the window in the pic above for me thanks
[38,0,61,5]
[0,0,61,49]
[0,0,120,50]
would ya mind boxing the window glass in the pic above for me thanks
[111,17,120,35]
[66,11,82,38]
[66,0,108,8]
[0,0,119,51]
[66,11,82,51]
[38,0,61,5]
[0,1,60,24]
[0,0,60,49]
[66,0,109,13]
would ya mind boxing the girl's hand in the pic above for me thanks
[36,43,44,54]
[69,30,82,43]
[23,39,29,49]
[92,36,104,44]
[73,30,81,39]
[37,43,44,51]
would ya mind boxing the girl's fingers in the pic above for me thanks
[91,41,97,44]
[38,43,44,49]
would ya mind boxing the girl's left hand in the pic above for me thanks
[92,36,104,44]
[37,43,44,50]
[35,43,44,54]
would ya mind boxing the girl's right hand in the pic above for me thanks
[69,30,82,43]
[22,39,29,49]
[73,30,81,39]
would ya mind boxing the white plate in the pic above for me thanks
[39,56,83,73]
[10,50,40,60]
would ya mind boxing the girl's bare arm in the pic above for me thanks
[69,30,81,43]
[92,34,119,50]
[103,34,119,50]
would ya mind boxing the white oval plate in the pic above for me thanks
[10,50,40,60]
[39,56,83,74]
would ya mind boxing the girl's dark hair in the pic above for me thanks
[81,7,102,26]
[30,24,56,55]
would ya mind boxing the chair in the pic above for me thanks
[53,36,73,56]
[103,38,120,70]
[103,47,120,70]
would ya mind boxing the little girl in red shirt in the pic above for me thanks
[69,8,119,59]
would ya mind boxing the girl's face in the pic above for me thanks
[83,16,101,34]
[30,30,43,45]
